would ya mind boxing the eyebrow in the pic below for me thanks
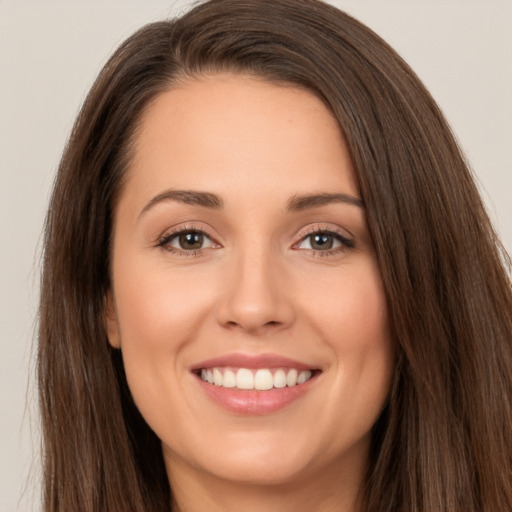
[138,189,364,220]
[139,189,224,219]
[286,192,364,211]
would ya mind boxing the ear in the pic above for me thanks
[105,291,121,349]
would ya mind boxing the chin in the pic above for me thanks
[163,426,322,486]
[215,449,311,485]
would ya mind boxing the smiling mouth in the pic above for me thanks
[197,367,318,391]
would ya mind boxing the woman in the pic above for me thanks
[38,0,512,510]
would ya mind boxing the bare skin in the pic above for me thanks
[106,74,394,512]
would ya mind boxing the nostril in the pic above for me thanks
[215,285,296,333]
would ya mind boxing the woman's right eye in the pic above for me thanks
[157,229,217,254]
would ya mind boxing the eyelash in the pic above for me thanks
[293,225,355,256]
[156,225,216,257]
[156,224,355,257]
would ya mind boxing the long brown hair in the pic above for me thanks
[38,1,512,510]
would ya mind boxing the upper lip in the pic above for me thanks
[191,353,317,371]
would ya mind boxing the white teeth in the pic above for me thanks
[297,370,312,384]
[213,368,223,386]
[254,369,273,390]
[286,368,298,387]
[236,368,254,389]
[199,367,314,390]
[223,369,236,388]
[273,369,287,388]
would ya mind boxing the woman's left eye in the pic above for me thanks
[295,231,353,252]
[158,230,217,253]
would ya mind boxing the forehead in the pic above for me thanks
[122,73,358,213]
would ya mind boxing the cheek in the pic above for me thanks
[110,255,217,410]
[302,261,394,410]
[113,257,214,350]
[304,261,390,351]
[110,259,219,442]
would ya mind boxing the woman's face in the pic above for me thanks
[107,74,394,490]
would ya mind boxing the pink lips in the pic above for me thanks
[192,353,319,415]
[192,353,313,371]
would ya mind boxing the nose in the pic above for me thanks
[216,246,295,335]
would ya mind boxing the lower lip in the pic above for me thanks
[195,373,317,415]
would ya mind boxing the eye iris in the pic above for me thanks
[179,232,203,250]
[311,233,333,250]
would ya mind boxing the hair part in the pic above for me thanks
[38,1,512,510]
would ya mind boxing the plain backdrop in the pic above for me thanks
[1,1,511,510]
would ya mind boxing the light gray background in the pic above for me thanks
[1,1,510,510]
